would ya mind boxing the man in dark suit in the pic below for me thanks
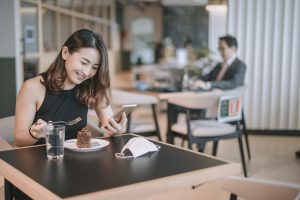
[192,35,246,90]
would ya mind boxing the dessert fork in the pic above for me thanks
[50,117,82,126]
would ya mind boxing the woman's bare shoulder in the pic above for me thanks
[21,75,45,93]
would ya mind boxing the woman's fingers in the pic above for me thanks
[31,119,47,138]
[102,121,117,133]
[119,113,128,128]
[36,119,46,125]
[102,113,128,136]
[112,113,127,131]
[116,113,127,133]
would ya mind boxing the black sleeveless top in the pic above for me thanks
[34,73,88,145]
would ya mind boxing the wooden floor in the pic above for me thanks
[129,106,300,199]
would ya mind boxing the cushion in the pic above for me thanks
[130,122,156,132]
[171,120,236,137]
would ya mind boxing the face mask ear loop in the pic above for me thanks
[115,152,134,158]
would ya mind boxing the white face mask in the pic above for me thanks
[115,137,160,158]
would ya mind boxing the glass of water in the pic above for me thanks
[45,124,65,160]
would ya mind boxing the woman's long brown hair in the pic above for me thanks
[42,29,111,108]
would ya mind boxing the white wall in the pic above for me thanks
[0,0,21,93]
[0,0,16,57]
[123,5,163,51]
[228,0,300,130]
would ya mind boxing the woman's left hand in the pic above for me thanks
[101,112,127,136]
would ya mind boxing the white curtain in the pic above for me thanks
[227,0,300,130]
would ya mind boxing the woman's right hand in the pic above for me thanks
[101,112,127,136]
[29,119,47,139]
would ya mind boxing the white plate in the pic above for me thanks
[64,138,109,152]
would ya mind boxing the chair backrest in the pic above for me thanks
[167,91,242,122]
[224,85,247,97]
[167,90,222,110]
[0,116,15,144]
[217,95,242,123]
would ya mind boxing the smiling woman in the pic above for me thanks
[14,29,128,148]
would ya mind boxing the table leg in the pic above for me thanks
[167,103,179,144]
[151,104,162,141]
[4,179,13,200]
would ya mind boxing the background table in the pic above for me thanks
[0,134,240,200]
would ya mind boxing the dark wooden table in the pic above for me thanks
[0,134,240,200]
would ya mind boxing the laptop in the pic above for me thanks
[146,67,184,93]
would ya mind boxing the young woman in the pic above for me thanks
[14,29,127,147]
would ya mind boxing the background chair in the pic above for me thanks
[167,93,247,177]
[219,176,300,200]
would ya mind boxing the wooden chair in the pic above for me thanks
[219,176,300,200]
[167,93,247,177]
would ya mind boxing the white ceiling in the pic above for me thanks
[161,0,208,6]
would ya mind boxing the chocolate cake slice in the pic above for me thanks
[77,127,91,148]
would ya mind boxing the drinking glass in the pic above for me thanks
[45,124,65,160]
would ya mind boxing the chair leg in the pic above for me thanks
[188,141,192,150]
[166,131,175,144]
[126,113,132,133]
[229,193,237,200]
[244,130,251,160]
[238,135,247,177]
[212,141,219,156]
[242,110,251,160]
[295,149,300,158]
[166,103,176,144]
[197,142,206,153]
[151,104,162,141]
[181,139,185,147]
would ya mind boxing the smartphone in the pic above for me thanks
[113,104,137,122]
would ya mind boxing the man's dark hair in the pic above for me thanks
[219,35,238,49]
